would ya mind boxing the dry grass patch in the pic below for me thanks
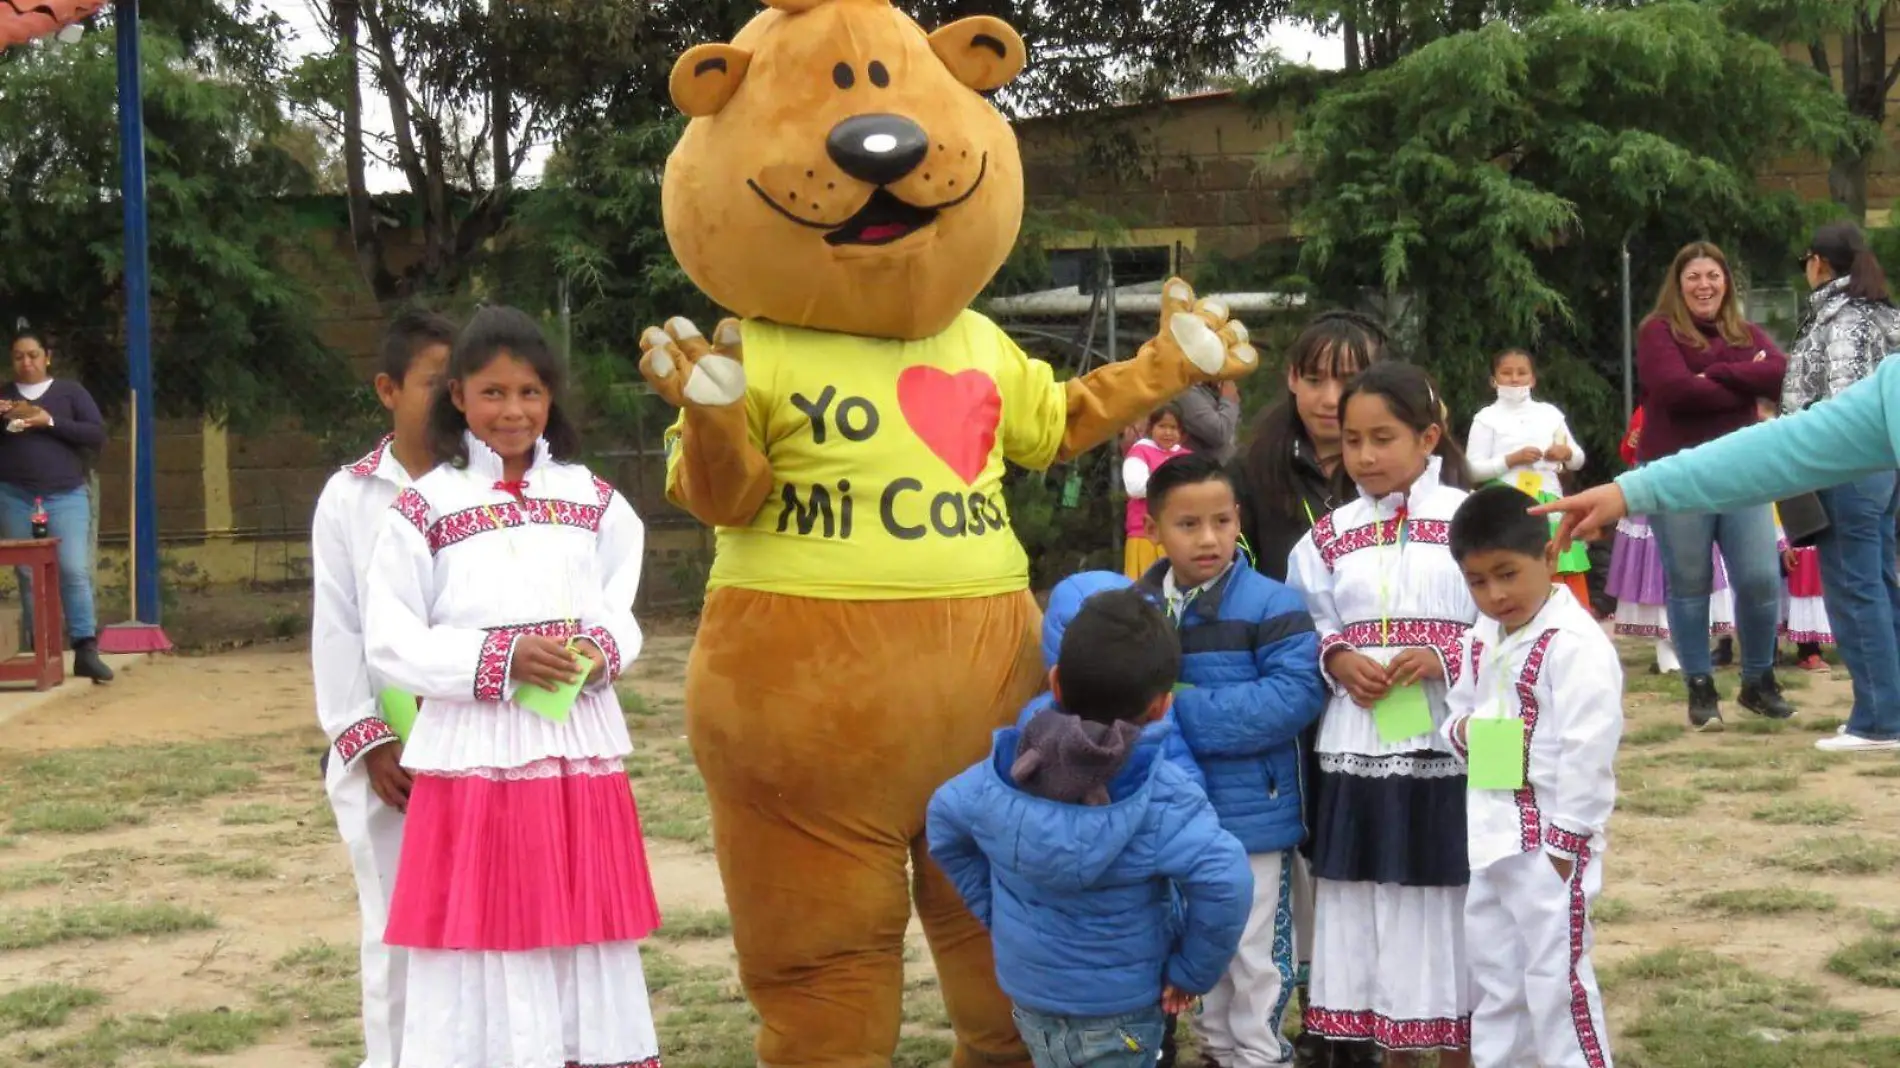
[1621,787,1703,818]
[0,982,107,1030]
[1827,936,1900,989]
[1691,771,1801,793]
[1695,887,1838,916]
[1769,836,1900,876]
[1751,799,1854,826]
[0,902,215,951]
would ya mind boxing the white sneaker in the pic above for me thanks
[1816,732,1900,752]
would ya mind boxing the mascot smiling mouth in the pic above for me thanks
[745,152,989,247]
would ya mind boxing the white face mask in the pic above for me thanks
[1496,384,1532,404]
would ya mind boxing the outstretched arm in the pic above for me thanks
[1058,279,1259,460]
[642,318,775,528]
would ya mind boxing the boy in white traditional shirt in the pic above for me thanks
[311,309,454,1068]
[1443,485,1622,1068]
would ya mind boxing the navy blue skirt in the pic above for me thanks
[1307,751,1470,887]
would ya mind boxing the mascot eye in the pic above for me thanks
[832,62,855,89]
[868,60,890,88]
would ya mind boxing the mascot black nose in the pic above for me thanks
[826,114,929,186]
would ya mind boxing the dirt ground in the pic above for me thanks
[3,634,1900,1067]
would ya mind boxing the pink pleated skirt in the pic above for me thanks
[385,756,662,951]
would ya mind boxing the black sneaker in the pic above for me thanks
[72,639,114,683]
[1712,636,1736,668]
[1740,671,1796,720]
[1687,674,1723,731]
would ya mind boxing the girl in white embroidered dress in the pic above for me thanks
[364,306,662,1068]
[1287,362,1478,1067]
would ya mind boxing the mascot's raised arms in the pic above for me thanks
[640,1,1259,1064]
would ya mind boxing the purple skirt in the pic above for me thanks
[1606,516,1729,607]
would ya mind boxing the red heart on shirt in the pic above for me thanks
[896,367,1001,485]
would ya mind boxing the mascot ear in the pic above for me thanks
[928,16,1026,93]
[671,43,753,117]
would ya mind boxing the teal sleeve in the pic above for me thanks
[1618,359,1900,515]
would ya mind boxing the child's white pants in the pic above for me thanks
[1194,850,1297,1068]
[327,754,408,1068]
[1466,848,1613,1068]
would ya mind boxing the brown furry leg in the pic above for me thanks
[686,588,1042,1067]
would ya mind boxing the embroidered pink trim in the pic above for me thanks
[394,488,431,535]
[1513,629,1559,853]
[566,1058,660,1068]
[424,756,625,782]
[334,717,396,765]
[1302,1007,1470,1050]
[591,474,615,508]
[1339,618,1470,685]
[583,626,622,679]
[1565,846,1609,1068]
[426,498,605,554]
[1546,825,1590,857]
[346,434,394,478]
[474,619,581,701]
[1316,517,1451,571]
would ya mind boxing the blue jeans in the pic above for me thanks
[0,483,98,642]
[1650,505,1781,680]
[1013,1005,1169,1068]
[1815,473,1900,740]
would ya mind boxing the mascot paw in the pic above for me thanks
[1155,277,1258,381]
[639,317,748,408]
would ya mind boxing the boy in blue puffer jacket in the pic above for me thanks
[1139,452,1327,1068]
[1022,570,1206,792]
[929,588,1252,1068]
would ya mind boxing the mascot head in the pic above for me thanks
[663,0,1026,341]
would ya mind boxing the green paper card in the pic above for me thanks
[1467,718,1527,790]
[378,687,419,743]
[1173,682,1195,693]
[514,654,584,723]
[1373,684,1434,744]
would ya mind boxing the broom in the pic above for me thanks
[96,390,171,654]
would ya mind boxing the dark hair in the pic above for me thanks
[1810,220,1890,303]
[9,329,49,353]
[426,305,583,467]
[1339,361,1471,490]
[1148,403,1184,433]
[1240,309,1390,517]
[1450,484,1549,563]
[1147,451,1235,516]
[1491,347,1533,373]
[1055,588,1181,725]
[379,308,458,382]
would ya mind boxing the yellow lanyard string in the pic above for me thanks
[1375,507,1409,648]
[484,497,576,637]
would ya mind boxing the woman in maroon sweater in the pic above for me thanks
[1635,242,1794,729]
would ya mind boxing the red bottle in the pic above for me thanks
[30,497,48,540]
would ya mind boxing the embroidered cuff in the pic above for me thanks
[1544,823,1593,860]
[581,626,622,683]
[1446,715,1470,761]
[475,629,517,702]
[1319,633,1355,694]
[333,717,398,767]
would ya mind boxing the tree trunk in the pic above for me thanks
[1829,10,1887,221]
[331,0,395,301]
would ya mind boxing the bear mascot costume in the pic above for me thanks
[640,1,1260,1063]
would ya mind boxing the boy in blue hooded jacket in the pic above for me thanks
[928,588,1253,1068]
[1140,452,1327,1068]
[1022,570,1206,792]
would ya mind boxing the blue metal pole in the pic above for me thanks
[116,0,159,624]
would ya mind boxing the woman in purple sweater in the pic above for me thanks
[1635,242,1791,729]
[0,330,112,681]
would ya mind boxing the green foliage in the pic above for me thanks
[1270,1,1858,475]
[0,9,352,431]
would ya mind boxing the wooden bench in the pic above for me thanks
[0,539,65,691]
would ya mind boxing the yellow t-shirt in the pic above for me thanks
[665,310,1068,599]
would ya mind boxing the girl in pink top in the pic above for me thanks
[1122,405,1192,579]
